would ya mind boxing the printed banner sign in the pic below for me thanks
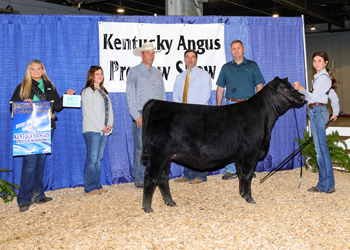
[12,101,51,156]
[99,22,226,92]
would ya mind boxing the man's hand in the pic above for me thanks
[216,86,224,106]
[136,115,143,129]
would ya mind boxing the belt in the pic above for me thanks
[226,98,247,103]
[308,103,325,109]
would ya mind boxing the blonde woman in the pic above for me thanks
[10,60,75,212]
[81,66,114,195]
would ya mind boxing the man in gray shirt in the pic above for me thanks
[126,42,167,188]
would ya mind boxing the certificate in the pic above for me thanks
[63,94,81,108]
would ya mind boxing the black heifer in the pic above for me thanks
[141,77,305,213]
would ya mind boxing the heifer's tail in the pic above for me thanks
[141,99,156,167]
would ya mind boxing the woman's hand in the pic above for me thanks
[330,115,338,122]
[293,81,303,92]
[24,99,34,102]
[65,89,76,95]
[102,125,112,133]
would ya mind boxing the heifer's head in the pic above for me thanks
[268,77,305,106]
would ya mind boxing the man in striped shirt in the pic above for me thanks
[216,40,265,180]
[126,42,167,189]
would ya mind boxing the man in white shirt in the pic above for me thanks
[172,50,212,184]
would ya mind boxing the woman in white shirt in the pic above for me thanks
[81,66,114,195]
[294,51,339,194]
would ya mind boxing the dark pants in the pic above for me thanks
[184,167,208,182]
[17,130,54,207]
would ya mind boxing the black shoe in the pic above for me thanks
[135,183,144,189]
[35,197,53,204]
[19,205,30,212]
[222,172,237,180]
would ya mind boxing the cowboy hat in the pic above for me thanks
[133,42,162,56]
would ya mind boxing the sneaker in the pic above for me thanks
[174,177,189,183]
[189,178,203,184]
[222,172,237,180]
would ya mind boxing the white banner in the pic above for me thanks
[99,22,225,92]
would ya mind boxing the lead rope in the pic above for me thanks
[293,105,303,189]
[260,111,341,184]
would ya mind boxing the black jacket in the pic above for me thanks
[10,79,64,129]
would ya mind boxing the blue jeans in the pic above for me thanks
[132,121,145,184]
[83,132,108,193]
[17,130,54,207]
[184,167,208,182]
[224,99,237,174]
[308,106,335,192]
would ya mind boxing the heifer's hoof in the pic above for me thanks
[245,197,256,204]
[165,201,177,207]
[143,207,154,213]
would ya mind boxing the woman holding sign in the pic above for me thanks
[10,60,75,212]
[81,66,114,195]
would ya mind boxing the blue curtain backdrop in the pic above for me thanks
[0,15,306,191]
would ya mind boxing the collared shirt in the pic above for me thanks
[216,57,265,99]
[172,66,212,105]
[329,89,340,116]
[126,62,166,120]
[300,68,339,115]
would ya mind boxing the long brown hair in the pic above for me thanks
[83,66,108,94]
[312,51,338,90]
[19,60,55,100]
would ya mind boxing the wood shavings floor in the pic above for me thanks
[1,169,349,249]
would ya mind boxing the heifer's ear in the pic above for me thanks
[268,78,279,92]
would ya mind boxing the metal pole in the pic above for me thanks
[301,15,312,137]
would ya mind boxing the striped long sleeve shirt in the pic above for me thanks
[126,62,166,120]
